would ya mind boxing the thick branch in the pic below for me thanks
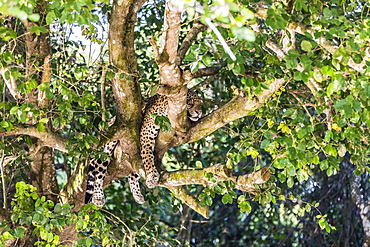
[0,126,68,152]
[109,0,144,121]
[109,0,145,172]
[160,164,271,194]
[152,1,190,144]
[186,78,285,143]
[159,0,182,66]
[29,145,59,203]
[59,157,88,209]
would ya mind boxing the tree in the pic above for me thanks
[0,0,369,246]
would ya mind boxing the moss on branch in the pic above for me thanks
[160,164,270,194]
[158,165,271,217]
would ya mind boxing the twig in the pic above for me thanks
[0,150,7,209]
[149,37,160,63]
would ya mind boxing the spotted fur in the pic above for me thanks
[85,90,201,206]
[140,90,202,188]
[85,140,145,206]
[85,140,119,207]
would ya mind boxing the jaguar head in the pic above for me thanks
[186,90,202,122]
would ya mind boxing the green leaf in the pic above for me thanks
[286,165,296,176]
[326,166,334,176]
[29,26,41,35]
[318,218,326,229]
[214,185,223,194]
[39,118,49,124]
[202,55,212,66]
[305,204,311,212]
[47,232,54,242]
[1,121,14,131]
[274,158,289,169]
[238,201,252,213]
[364,84,370,97]
[241,8,254,19]
[45,88,54,99]
[13,226,26,238]
[19,111,28,123]
[325,145,337,157]
[226,158,233,169]
[221,193,233,204]
[301,40,312,52]
[206,196,213,206]
[37,122,45,132]
[313,71,323,82]
[325,224,331,233]
[26,80,38,93]
[86,238,93,246]
[321,66,334,76]
[266,9,287,29]
[334,99,348,110]
[3,51,14,63]
[2,231,15,240]
[320,160,328,171]
[46,11,56,25]
[323,8,332,17]
[287,176,294,188]
[312,155,319,165]
[260,139,270,149]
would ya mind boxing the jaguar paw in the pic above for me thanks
[128,172,145,204]
[146,171,160,188]
[91,193,105,207]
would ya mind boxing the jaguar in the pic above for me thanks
[85,90,202,206]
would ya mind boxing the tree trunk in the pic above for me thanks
[350,174,370,247]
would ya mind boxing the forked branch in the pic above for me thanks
[160,165,270,194]
[159,165,271,218]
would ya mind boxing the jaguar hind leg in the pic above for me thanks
[85,140,117,207]
[140,122,161,189]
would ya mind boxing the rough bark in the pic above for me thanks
[29,144,58,203]
[107,0,146,176]
[0,2,61,246]
[350,174,370,247]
